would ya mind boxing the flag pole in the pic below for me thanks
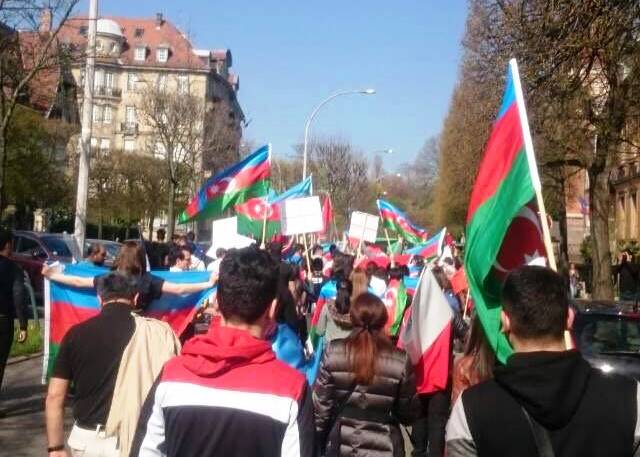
[384,228,395,268]
[510,58,557,271]
[261,204,268,248]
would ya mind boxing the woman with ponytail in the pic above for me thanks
[313,293,419,456]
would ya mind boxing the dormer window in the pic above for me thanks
[134,27,144,38]
[79,26,88,36]
[134,46,146,61]
[157,47,169,63]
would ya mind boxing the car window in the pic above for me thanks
[577,315,640,354]
[41,237,72,258]
[15,236,40,254]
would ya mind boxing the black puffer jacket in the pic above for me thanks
[313,337,420,456]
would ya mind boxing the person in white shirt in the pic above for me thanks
[169,247,192,272]
[207,248,226,275]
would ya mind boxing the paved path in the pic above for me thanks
[0,354,72,457]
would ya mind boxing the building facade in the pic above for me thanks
[57,13,244,238]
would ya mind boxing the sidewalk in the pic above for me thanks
[0,354,73,457]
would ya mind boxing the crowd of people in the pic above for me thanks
[1,227,640,456]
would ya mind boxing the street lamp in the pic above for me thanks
[302,89,376,179]
[371,149,393,155]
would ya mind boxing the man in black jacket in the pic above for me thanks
[446,265,640,457]
[0,229,26,395]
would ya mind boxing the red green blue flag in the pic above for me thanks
[406,228,446,261]
[43,264,215,381]
[179,145,271,223]
[464,59,550,363]
[376,199,428,245]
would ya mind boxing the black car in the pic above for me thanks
[572,300,640,381]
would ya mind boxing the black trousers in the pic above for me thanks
[410,390,450,457]
[0,315,14,392]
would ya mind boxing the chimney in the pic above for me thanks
[155,12,164,28]
[39,8,52,33]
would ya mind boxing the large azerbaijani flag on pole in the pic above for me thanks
[376,199,428,245]
[235,176,312,240]
[43,264,215,381]
[179,145,271,223]
[464,59,555,364]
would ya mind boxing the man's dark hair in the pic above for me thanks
[168,246,189,266]
[87,243,104,256]
[187,231,196,242]
[218,246,279,323]
[215,248,227,259]
[0,229,12,251]
[156,228,166,241]
[502,266,568,340]
[311,257,324,272]
[95,272,138,303]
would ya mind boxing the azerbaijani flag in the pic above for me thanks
[384,278,409,336]
[464,59,550,364]
[179,145,271,223]
[377,199,428,245]
[309,280,337,349]
[406,228,446,261]
[235,197,282,240]
[43,264,215,381]
[397,267,453,394]
[235,176,312,240]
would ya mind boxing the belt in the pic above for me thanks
[75,420,106,432]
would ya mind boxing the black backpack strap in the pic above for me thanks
[521,408,556,457]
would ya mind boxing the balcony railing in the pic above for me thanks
[95,86,122,98]
[611,163,640,185]
[120,122,138,135]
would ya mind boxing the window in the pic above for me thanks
[124,139,135,153]
[125,106,136,125]
[90,137,98,148]
[15,236,40,255]
[92,105,102,123]
[79,26,88,36]
[105,72,114,88]
[134,46,146,61]
[126,72,137,92]
[96,40,103,51]
[100,138,111,154]
[157,47,169,63]
[157,73,167,92]
[177,75,189,94]
[134,27,144,38]
[94,69,104,89]
[111,42,119,54]
[103,106,112,124]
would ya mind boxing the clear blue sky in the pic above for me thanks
[83,0,468,169]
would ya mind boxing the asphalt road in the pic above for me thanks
[1,354,415,456]
[0,354,73,456]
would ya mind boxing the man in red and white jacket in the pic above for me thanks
[130,246,314,457]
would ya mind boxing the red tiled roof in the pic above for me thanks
[58,16,224,71]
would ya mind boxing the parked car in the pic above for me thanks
[83,238,122,268]
[12,231,74,301]
[572,300,640,381]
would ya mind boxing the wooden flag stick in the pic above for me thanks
[384,228,395,268]
[261,205,268,248]
[510,58,557,271]
[302,233,312,278]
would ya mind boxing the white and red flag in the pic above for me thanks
[397,267,453,394]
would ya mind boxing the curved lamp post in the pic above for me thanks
[302,88,375,179]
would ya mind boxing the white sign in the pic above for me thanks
[208,217,255,257]
[348,211,379,243]
[281,196,323,235]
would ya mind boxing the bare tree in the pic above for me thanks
[138,83,205,238]
[0,0,80,211]
[309,137,369,227]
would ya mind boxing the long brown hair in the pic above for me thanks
[350,269,368,302]
[346,293,392,385]
[465,314,494,382]
[113,241,146,276]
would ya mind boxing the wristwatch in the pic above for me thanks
[47,444,65,452]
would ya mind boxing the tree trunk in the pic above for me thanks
[589,168,614,299]
[148,212,155,241]
[167,181,176,239]
[0,128,7,215]
[98,207,103,239]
